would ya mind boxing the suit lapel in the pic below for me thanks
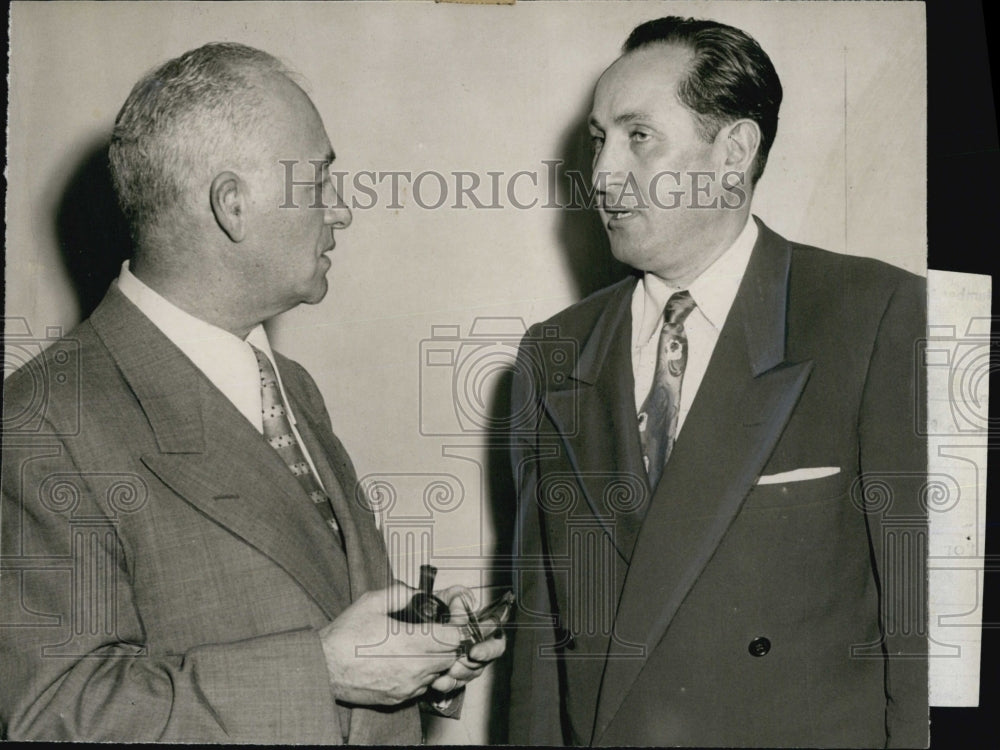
[541,278,648,561]
[280,360,410,745]
[592,220,814,742]
[90,288,352,619]
[290,389,387,600]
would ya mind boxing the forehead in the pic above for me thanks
[259,75,332,158]
[591,43,694,122]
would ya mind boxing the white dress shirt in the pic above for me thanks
[115,261,326,485]
[631,218,758,435]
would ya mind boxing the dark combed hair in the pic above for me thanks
[624,16,782,183]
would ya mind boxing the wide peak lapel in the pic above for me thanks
[742,216,791,376]
[292,402,384,601]
[569,277,638,386]
[90,287,205,453]
[142,378,353,619]
[542,280,647,560]
[277,373,399,750]
[92,287,350,617]
[593,219,813,742]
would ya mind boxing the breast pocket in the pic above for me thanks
[742,468,850,511]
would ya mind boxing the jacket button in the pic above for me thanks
[748,636,771,657]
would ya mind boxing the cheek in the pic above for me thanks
[304,209,327,235]
[631,146,675,194]
[284,212,321,243]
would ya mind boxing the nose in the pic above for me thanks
[325,186,352,229]
[591,137,626,200]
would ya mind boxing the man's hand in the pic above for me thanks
[318,583,504,706]
[427,587,507,695]
[319,582,461,705]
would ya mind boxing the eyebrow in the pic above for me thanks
[589,111,653,128]
[313,150,336,182]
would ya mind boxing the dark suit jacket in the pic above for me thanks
[508,218,928,747]
[1,286,420,743]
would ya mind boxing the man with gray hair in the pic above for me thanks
[1,43,503,742]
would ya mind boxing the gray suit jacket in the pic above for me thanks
[509,219,928,747]
[1,286,420,743]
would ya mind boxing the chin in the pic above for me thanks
[306,288,329,306]
[300,279,329,306]
[609,241,652,273]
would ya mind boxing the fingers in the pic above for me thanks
[431,651,492,691]
[430,674,461,695]
[466,634,506,664]
[434,634,508,689]
[419,633,508,699]
[354,582,418,616]
[468,614,500,639]
[380,581,418,614]
[445,659,486,683]
[436,585,476,618]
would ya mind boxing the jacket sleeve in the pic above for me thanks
[507,336,567,745]
[857,273,929,748]
[0,432,342,743]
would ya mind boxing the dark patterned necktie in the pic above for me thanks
[638,290,697,490]
[251,345,343,546]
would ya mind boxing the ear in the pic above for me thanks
[719,119,761,182]
[210,171,247,243]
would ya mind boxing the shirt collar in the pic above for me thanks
[116,260,272,353]
[115,260,279,430]
[633,217,758,346]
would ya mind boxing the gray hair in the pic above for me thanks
[109,42,294,241]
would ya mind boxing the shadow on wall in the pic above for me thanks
[553,98,634,300]
[55,137,133,319]
[484,365,517,744]
[481,103,633,743]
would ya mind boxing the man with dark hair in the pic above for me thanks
[509,16,926,747]
[1,42,503,742]
[622,16,782,185]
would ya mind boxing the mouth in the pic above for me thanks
[603,206,639,224]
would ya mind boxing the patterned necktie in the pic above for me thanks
[251,345,343,546]
[638,290,697,490]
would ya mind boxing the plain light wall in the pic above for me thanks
[6,1,925,743]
